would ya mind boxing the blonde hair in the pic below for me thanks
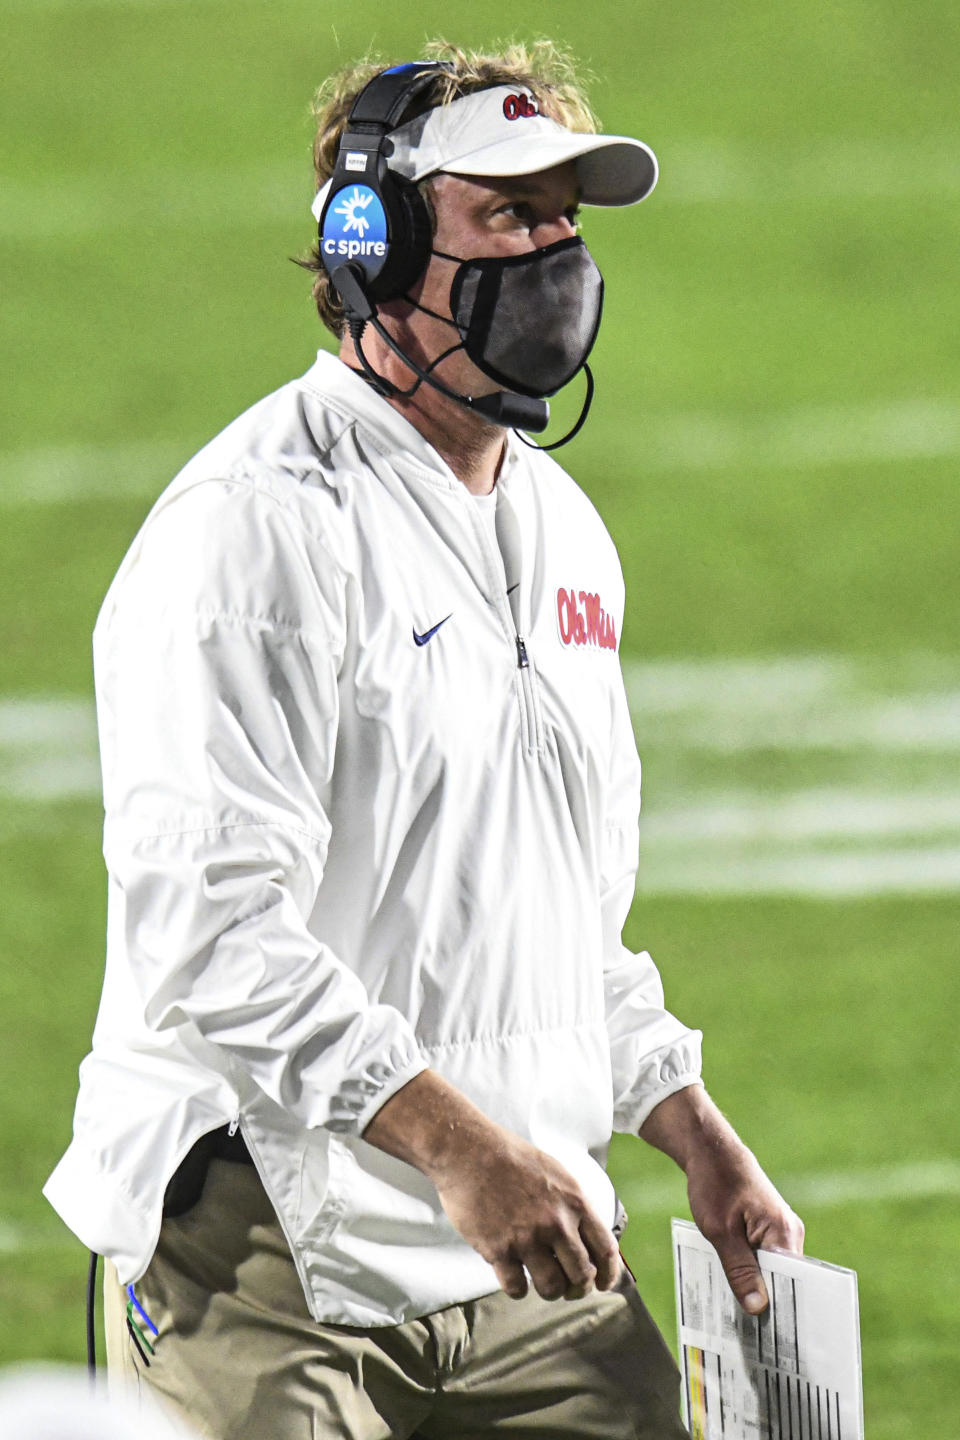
[298,40,599,336]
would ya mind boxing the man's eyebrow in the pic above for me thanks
[488,178,583,205]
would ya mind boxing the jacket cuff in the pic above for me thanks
[612,1030,704,1134]
[322,1048,430,1137]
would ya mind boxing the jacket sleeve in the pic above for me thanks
[600,664,703,1133]
[95,475,427,1138]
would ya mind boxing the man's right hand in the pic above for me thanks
[361,1069,620,1302]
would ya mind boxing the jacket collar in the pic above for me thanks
[302,349,531,496]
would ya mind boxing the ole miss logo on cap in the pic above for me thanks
[556,587,618,651]
[503,92,539,121]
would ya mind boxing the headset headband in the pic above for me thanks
[347,62,450,130]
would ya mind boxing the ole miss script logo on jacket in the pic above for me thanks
[556,587,618,652]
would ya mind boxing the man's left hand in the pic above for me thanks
[639,1085,804,1315]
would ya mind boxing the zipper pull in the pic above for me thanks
[227,1116,240,1138]
[515,635,530,670]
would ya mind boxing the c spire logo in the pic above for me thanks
[334,187,374,236]
[321,183,389,265]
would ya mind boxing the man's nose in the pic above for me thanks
[533,213,578,247]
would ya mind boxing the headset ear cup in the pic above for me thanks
[366,173,434,302]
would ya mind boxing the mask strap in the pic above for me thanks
[513,364,595,452]
[350,314,466,400]
[395,246,469,325]
[421,339,466,377]
[400,249,466,328]
[401,293,460,329]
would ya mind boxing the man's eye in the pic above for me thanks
[497,201,581,230]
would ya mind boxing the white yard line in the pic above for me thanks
[0,697,99,800]
[618,1158,960,1215]
[0,440,189,507]
[636,846,960,897]
[641,790,960,843]
[0,697,95,745]
[623,657,960,751]
[598,397,960,473]
[631,695,960,751]
[4,657,959,894]
[0,1219,86,1254]
[5,396,960,511]
[0,161,307,242]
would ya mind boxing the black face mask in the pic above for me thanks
[421,236,605,399]
[331,232,603,444]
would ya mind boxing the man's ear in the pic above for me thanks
[417,178,439,238]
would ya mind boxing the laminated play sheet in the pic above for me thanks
[672,1219,863,1439]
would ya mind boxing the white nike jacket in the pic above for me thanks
[44,350,702,1326]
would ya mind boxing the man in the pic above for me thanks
[45,42,803,1439]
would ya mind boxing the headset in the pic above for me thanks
[317,62,447,307]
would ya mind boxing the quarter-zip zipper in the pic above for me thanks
[514,631,543,755]
[498,491,543,756]
[508,615,542,757]
[466,490,543,756]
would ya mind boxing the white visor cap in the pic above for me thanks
[311,85,658,221]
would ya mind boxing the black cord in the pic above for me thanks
[86,1250,100,1376]
[513,364,595,452]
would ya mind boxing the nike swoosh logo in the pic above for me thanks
[412,614,452,647]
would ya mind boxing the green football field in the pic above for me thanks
[2,1,958,1435]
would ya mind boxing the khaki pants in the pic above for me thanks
[106,1158,687,1440]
